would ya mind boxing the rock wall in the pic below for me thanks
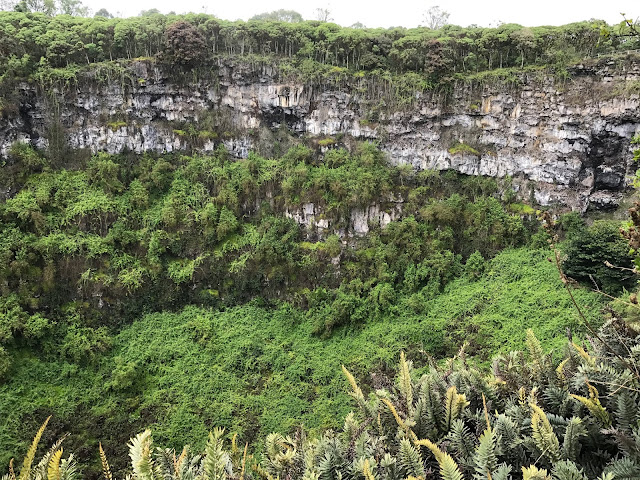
[2,59,640,217]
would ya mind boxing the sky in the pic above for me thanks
[84,0,639,28]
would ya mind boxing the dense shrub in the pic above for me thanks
[562,220,635,294]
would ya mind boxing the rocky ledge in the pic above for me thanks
[1,59,640,215]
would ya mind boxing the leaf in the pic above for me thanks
[530,404,561,462]
[47,449,63,480]
[19,416,51,480]
[415,438,463,480]
[570,383,611,427]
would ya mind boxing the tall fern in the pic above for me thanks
[415,439,463,480]
[129,430,155,480]
[444,386,469,432]
[530,404,561,462]
[472,427,497,480]
[18,417,51,480]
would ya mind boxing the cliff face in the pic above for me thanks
[2,59,640,214]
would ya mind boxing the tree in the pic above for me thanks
[422,5,450,29]
[94,7,112,18]
[249,9,303,22]
[57,0,88,16]
[138,8,160,16]
[11,0,55,14]
[164,20,207,66]
[314,7,333,22]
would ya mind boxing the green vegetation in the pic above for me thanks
[0,11,639,102]
[0,247,603,476]
[10,316,640,480]
[1,11,640,480]
[0,137,615,477]
[447,143,480,156]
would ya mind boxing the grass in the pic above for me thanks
[0,247,603,476]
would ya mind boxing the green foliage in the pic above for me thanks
[13,315,640,480]
[562,220,635,294]
[0,11,631,98]
[448,143,480,156]
[0,140,616,477]
[0,247,603,476]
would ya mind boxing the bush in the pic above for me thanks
[562,220,635,294]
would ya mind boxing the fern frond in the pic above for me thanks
[473,427,497,479]
[397,438,424,479]
[239,443,248,480]
[398,351,413,409]
[415,439,462,480]
[446,419,474,464]
[602,457,640,479]
[492,464,512,480]
[526,329,551,381]
[362,459,376,480]
[203,428,229,480]
[551,460,587,480]
[342,365,366,411]
[444,386,470,432]
[381,398,415,440]
[99,443,113,480]
[570,383,611,427]
[570,343,595,367]
[561,418,586,462]
[530,404,561,462]
[413,377,443,439]
[59,454,80,480]
[47,450,63,480]
[556,358,570,384]
[19,416,51,480]
[615,392,639,433]
[522,465,550,480]
[128,430,155,480]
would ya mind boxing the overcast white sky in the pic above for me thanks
[87,0,638,28]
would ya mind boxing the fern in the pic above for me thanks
[18,416,51,480]
[415,439,463,480]
[362,459,376,480]
[551,460,587,480]
[397,351,413,410]
[381,398,414,439]
[444,386,470,432]
[413,377,442,439]
[530,404,561,462]
[99,443,113,480]
[397,439,424,479]
[562,418,586,462]
[570,383,611,427]
[203,428,230,480]
[342,365,367,412]
[446,419,474,465]
[602,457,640,479]
[492,464,512,480]
[472,427,497,480]
[58,455,79,480]
[522,465,551,480]
[526,329,550,382]
[46,450,63,480]
[128,430,155,480]
[614,392,639,433]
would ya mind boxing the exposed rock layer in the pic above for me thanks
[1,59,640,216]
